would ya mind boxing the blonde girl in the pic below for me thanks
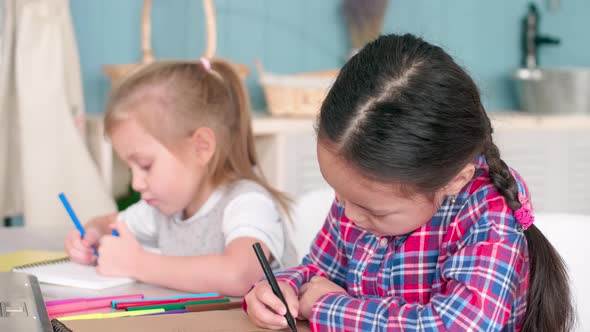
[65,58,296,296]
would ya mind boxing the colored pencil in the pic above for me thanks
[185,301,242,312]
[126,298,229,312]
[115,295,223,310]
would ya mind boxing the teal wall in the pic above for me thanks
[70,0,590,114]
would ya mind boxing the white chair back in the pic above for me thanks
[535,213,589,332]
[288,187,334,262]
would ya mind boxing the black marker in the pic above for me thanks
[252,242,297,332]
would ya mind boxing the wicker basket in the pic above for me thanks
[102,0,155,85]
[257,61,338,117]
[102,0,249,85]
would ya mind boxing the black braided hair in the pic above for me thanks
[483,120,574,332]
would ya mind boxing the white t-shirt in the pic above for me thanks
[117,180,294,267]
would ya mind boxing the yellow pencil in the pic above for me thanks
[58,308,164,321]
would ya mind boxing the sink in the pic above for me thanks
[514,68,590,114]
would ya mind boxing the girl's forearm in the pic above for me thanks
[132,251,260,296]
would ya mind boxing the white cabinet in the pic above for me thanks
[87,113,590,213]
[491,113,590,214]
[251,116,326,199]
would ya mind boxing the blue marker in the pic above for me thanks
[58,192,98,256]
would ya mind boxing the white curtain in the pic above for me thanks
[0,0,22,219]
[0,1,3,61]
[1,0,116,227]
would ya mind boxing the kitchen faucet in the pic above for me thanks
[521,3,560,68]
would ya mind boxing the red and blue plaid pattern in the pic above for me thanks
[276,157,530,331]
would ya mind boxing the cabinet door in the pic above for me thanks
[567,131,590,214]
[283,130,327,198]
[493,120,590,214]
[255,129,327,200]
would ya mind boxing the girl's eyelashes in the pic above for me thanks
[369,208,400,218]
[130,160,152,171]
[139,163,152,171]
[370,211,394,219]
[340,197,395,218]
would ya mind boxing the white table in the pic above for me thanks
[0,226,185,301]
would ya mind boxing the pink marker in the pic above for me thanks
[46,294,144,316]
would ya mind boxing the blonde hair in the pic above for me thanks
[104,59,291,215]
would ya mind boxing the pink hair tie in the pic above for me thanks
[514,193,534,231]
[199,57,211,71]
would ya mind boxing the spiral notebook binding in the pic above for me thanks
[51,318,74,332]
[13,257,71,270]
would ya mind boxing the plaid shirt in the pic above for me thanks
[276,157,530,331]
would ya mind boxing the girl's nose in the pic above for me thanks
[131,174,147,192]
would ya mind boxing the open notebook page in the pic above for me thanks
[13,261,134,290]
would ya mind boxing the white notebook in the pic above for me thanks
[12,258,135,290]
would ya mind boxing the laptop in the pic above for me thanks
[0,272,52,332]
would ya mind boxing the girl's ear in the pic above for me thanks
[442,163,476,196]
[190,127,216,165]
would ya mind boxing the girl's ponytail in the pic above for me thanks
[484,142,520,210]
[483,133,574,332]
[210,59,291,216]
[210,60,257,169]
